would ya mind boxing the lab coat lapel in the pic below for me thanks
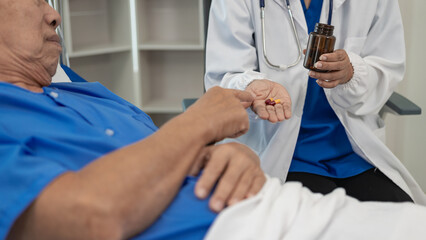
[271,0,308,34]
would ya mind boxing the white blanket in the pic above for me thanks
[205,177,426,240]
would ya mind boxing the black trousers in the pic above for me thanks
[286,168,413,202]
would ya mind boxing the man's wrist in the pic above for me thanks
[174,110,216,146]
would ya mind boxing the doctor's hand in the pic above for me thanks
[190,142,266,213]
[308,49,354,88]
[245,79,292,123]
[186,86,254,143]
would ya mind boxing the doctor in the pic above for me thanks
[205,0,426,204]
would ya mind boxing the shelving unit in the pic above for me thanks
[137,0,204,49]
[139,50,204,113]
[62,0,205,126]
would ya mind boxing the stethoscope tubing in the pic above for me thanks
[260,0,333,71]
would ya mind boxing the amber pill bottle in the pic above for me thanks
[303,23,336,72]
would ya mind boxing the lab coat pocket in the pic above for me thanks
[344,36,367,55]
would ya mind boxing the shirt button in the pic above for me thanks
[105,129,115,136]
[49,91,59,98]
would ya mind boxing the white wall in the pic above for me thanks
[386,0,426,192]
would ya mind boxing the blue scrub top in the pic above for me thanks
[0,81,216,240]
[289,0,374,178]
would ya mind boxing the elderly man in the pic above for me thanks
[2,1,426,240]
[0,0,265,239]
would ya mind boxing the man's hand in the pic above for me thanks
[190,142,266,212]
[245,79,292,123]
[186,86,254,142]
[308,49,354,88]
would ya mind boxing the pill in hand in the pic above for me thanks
[265,98,277,106]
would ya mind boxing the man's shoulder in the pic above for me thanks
[50,81,111,97]
[0,82,43,106]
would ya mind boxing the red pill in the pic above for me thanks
[265,98,276,106]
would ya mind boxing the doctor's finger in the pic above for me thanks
[310,69,346,82]
[252,101,269,120]
[320,49,348,62]
[274,104,285,121]
[314,61,346,72]
[317,79,340,88]
[266,105,278,123]
[281,98,292,119]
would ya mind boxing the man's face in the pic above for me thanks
[0,0,62,77]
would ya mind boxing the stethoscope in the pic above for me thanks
[260,0,333,70]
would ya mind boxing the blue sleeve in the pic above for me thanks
[133,176,217,240]
[0,128,67,240]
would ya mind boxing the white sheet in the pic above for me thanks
[205,177,426,240]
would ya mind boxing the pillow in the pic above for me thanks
[51,63,71,83]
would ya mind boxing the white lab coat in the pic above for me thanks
[205,0,426,204]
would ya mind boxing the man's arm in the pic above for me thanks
[7,87,255,240]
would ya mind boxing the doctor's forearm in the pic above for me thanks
[329,53,404,116]
[329,0,405,116]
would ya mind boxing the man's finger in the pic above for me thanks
[227,169,254,206]
[209,162,246,212]
[228,129,249,139]
[194,150,227,199]
[188,148,208,176]
[247,173,266,197]
[231,89,255,108]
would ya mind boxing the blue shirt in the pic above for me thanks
[289,0,373,178]
[0,82,216,240]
